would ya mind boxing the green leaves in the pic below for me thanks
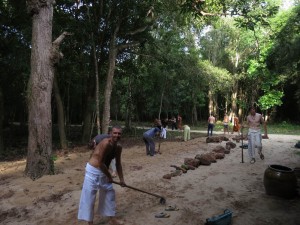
[258,90,283,110]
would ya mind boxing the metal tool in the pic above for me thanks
[112,181,166,205]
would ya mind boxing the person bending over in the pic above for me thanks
[143,124,162,156]
[78,125,125,225]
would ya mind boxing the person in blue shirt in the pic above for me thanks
[143,123,162,156]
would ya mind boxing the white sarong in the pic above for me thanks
[78,163,116,222]
[247,129,262,159]
[160,127,167,139]
[183,125,190,141]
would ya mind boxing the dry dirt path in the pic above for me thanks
[0,133,300,225]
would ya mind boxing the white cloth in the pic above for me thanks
[78,163,116,222]
[110,158,116,172]
[160,127,167,139]
[247,128,262,159]
[183,125,190,141]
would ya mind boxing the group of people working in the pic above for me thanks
[77,106,267,225]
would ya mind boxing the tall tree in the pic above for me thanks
[25,0,69,179]
[53,74,68,149]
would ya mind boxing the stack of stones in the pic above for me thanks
[163,138,237,179]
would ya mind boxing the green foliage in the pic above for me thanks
[258,90,284,110]
[267,121,300,135]
[1,0,300,157]
[266,5,300,78]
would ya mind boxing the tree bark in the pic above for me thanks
[25,0,55,179]
[102,28,119,134]
[25,1,69,179]
[53,75,68,149]
[93,41,101,134]
[125,75,133,130]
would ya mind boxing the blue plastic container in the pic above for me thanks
[205,209,232,225]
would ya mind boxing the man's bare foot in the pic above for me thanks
[109,217,124,225]
[111,171,117,178]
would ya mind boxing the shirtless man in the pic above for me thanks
[88,133,117,177]
[243,107,268,164]
[78,125,125,225]
[207,114,216,136]
[223,114,229,134]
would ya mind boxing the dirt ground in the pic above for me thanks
[1,132,300,225]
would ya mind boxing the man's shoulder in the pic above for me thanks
[255,113,262,118]
[98,137,111,146]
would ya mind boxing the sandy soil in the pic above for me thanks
[1,132,300,225]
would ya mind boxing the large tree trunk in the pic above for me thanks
[53,75,68,149]
[25,1,69,179]
[25,1,55,179]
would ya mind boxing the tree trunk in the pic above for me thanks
[231,81,238,115]
[158,85,165,120]
[93,41,101,135]
[102,25,120,134]
[53,75,68,149]
[25,1,55,179]
[208,90,213,115]
[25,1,69,179]
[125,75,133,130]
[81,38,98,143]
[81,90,96,143]
[192,102,198,125]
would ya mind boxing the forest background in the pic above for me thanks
[0,0,299,179]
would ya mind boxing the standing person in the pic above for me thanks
[232,113,240,135]
[143,124,161,156]
[183,125,191,141]
[160,125,167,139]
[154,118,167,139]
[207,114,216,136]
[177,114,183,130]
[78,125,125,225]
[223,114,229,134]
[243,107,268,164]
[170,116,177,130]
